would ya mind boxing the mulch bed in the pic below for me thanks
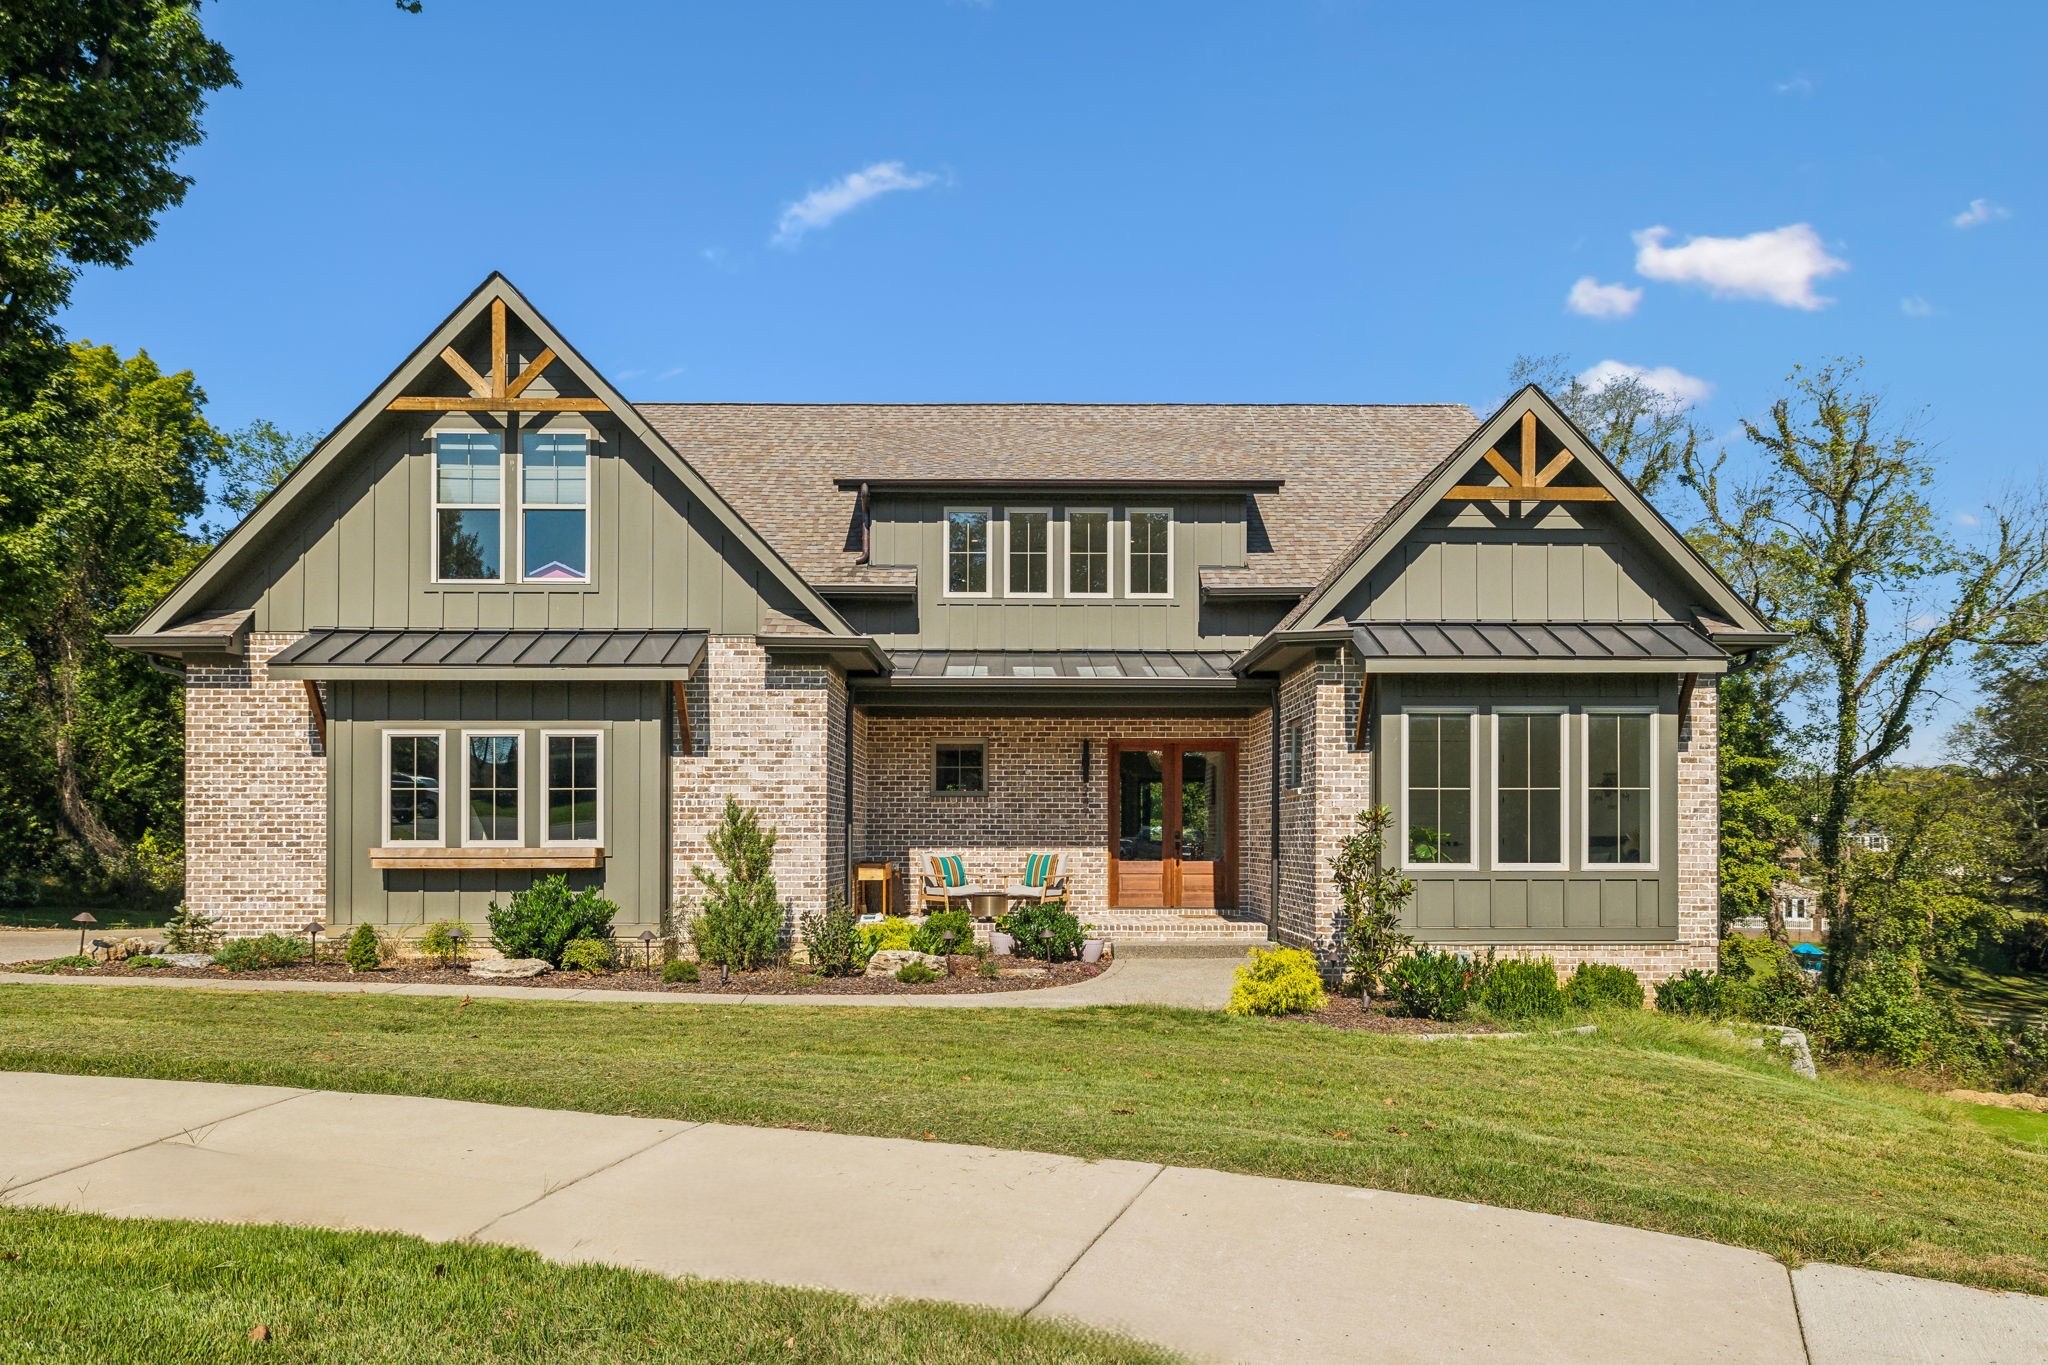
[1300,994,1505,1034]
[11,956,1108,996]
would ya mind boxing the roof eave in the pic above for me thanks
[1232,626,1355,677]
[757,634,893,675]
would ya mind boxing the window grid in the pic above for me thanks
[433,433,503,582]
[464,731,522,846]
[1126,509,1171,597]
[1495,711,1564,868]
[385,732,442,845]
[1404,711,1474,867]
[1066,509,1111,597]
[1586,711,1654,866]
[934,741,986,795]
[543,731,601,845]
[520,431,590,583]
[945,508,991,597]
[1006,509,1050,596]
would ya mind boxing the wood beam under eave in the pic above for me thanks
[503,346,557,399]
[384,395,609,413]
[1520,411,1538,483]
[1443,485,1615,502]
[303,680,326,748]
[438,346,491,398]
[672,679,693,753]
[489,298,509,398]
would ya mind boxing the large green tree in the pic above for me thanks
[0,343,219,882]
[1952,648,2048,914]
[0,2,235,397]
[1507,354,1704,499]
[1717,665,1802,937]
[1683,359,2048,988]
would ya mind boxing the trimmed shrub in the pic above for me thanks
[1564,963,1644,1011]
[488,875,618,967]
[1386,949,1475,1020]
[343,923,382,973]
[559,938,614,974]
[911,910,974,956]
[997,900,1086,963]
[799,899,869,976]
[688,798,784,970]
[895,959,941,984]
[213,934,309,972]
[1654,968,1723,1017]
[162,903,221,954]
[662,958,699,985]
[1478,957,1565,1020]
[416,920,473,966]
[859,917,918,954]
[1226,945,1327,1017]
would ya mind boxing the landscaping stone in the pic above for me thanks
[470,958,552,980]
[864,949,947,979]
[163,953,213,969]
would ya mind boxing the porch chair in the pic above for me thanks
[918,853,999,914]
[1004,852,1069,905]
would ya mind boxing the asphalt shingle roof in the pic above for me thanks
[634,403,1477,593]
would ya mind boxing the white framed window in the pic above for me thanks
[383,730,444,845]
[432,432,503,582]
[1006,508,1051,597]
[1125,508,1173,597]
[462,730,523,847]
[520,430,590,583]
[934,740,987,795]
[1494,709,1566,869]
[944,507,991,597]
[1065,508,1112,598]
[1585,709,1656,868]
[542,730,602,846]
[1401,708,1476,869]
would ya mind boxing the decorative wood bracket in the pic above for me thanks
[386,299,607,413]
[303,680,326,750]
[1352,672,1377,753]
[1444,412,1616,504]
[672,679,693,755]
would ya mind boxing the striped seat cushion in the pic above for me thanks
[935,854,968,887]
[1023,853,1056,888]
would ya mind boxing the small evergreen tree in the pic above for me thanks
[689,798,784,970]
[343,923,381,972]
[162,902,220,954]
[1330,807,1415,996]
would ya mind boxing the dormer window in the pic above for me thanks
[1127,509,1172,597]
[945,508,991,596]
[434,433,503,582]
[1007,508,1050,596]
[521,431,589,582]
[1067,509,1111,597]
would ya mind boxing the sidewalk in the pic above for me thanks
[6,1072,2044,1363]
[0,951,1239,1009]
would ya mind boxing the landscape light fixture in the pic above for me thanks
[72,911,96,956]
[301,921,323,962]
[639,929,656,969]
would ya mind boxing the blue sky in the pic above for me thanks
[61,1,2044,748]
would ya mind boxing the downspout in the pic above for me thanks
[1268,683,1281,939]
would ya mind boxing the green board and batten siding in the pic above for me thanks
[328,681,667,928]
[1375,674,1681,942]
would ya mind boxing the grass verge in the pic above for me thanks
[0,1207,1166,1364]
[1932,960,2048,1024]
[2,986,2044,1294]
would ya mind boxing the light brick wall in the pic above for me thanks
[670,638,843,947]
[184,633,327,935]
[1274,651,1374,969]
[858,711,1271,923]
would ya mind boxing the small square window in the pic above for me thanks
[934,741,986,795]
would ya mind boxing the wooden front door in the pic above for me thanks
[1109,740,1237,909]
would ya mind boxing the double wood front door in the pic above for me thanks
[1108,739,1238,909]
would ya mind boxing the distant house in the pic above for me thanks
[111,276,1781,981]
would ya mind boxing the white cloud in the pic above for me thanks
[657,366,687,380]
[1578,360,1714,408]
[1775,76,1815,96]
[1632,223,1847,310]
[1952,198,2010,229]
[1955,510,1982,528]
[1565,276,1643,319]
[771,161,940,247]
[1900,295,1934,319]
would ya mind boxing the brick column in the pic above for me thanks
[184,633,327,935]
[1276,650,1374,971]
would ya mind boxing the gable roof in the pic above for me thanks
[129,274,853,640]
[636,403,1477,593]
[1276,384,1772,635]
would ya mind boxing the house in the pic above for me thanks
[112,276,1780,981]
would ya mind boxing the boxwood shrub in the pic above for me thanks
[487,875,618,967]
[1563,962,1645,1011]
[1478,956,1565,1020]
[1386,949,1474,1020]
[213,934,309,973]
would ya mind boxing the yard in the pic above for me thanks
[2,988,2044,1296]
[0,1207,1165,1364]
[1932,959,2048,1026]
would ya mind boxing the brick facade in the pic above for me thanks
[857,711,1272,926]
[184,633,327,935]
[670,638,845,947]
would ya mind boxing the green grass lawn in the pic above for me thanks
[1932,960,2048,1025]
[1961,1103,2048,1152]
[3,987,2045,1295]
[0,1208,1166,1364]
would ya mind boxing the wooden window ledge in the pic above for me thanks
[369,846,605,870]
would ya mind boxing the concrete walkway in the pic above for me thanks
[6,1073,2044,1363]
[0,951,1239,1009]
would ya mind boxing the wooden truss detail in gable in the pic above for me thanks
[385,299,607,413]
[1443,412,1615,504]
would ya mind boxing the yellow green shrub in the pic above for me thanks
[1226,945,1327,1017]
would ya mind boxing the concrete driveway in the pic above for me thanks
[5,1071,2044,1363]
[0,928,73,964]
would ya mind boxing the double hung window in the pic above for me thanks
[434,433,503,581]
[1495,712,1564,867]
[945,509,990,596]
[1067,510,1111,596]
[1403,712,1473,866]
[520,431,589,581]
